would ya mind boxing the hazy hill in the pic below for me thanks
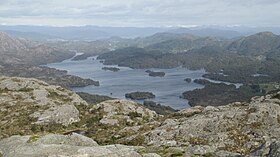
[0,25,169,40]
[227,32,280,56]
[168,27,243,38]
[0,32,99,88]
[146,36,230,53]
[0,32,74,65]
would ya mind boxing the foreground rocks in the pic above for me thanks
[0,133,160,157]
[1,76,280,156]
[137,92,280,156]
[0,76,88,138]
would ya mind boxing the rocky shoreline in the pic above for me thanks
[182,79,264,107]
[0,64,99,89]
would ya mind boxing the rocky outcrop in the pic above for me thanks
[134,92,280,156]
[91,99,159,126]
[0,76,88,138]
[0,133,159,157]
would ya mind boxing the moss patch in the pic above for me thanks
[189,137,209,145]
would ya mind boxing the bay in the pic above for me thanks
[47,56,208,109]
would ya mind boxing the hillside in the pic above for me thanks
[0,32,99,88]
[1,76,280,156]
[227,32,280,57]
[0,32,74,65]
[146,36,230,53]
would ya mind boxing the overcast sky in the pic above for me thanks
[0,0,280,27]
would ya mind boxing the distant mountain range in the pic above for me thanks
[1,25,280,41]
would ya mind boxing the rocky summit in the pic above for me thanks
[1,76,280,156]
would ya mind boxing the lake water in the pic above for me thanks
[46,56,237,109]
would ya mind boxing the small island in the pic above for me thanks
[193,79,211,85]
[102,67,120,72]
[184,78,192,83]
[125,91,155,100]
[145,70,165,77]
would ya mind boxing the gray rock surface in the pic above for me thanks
[0,76,88,126]
[132,92,280,156]
[267,141,280,157]
[0,133,151,157]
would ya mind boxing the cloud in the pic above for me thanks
[0,0,279,27]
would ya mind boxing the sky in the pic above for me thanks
[0,0,280,27]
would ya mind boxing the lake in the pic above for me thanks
[47,56,232,109]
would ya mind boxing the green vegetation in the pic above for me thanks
[0,101,42,138]
[183,80,264,107]
[18,87,34,92]
[128,112,142,119]
[189,137,209,145]
[47,89,73,103]
[0,87,9,94]
[203,152,215,157]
